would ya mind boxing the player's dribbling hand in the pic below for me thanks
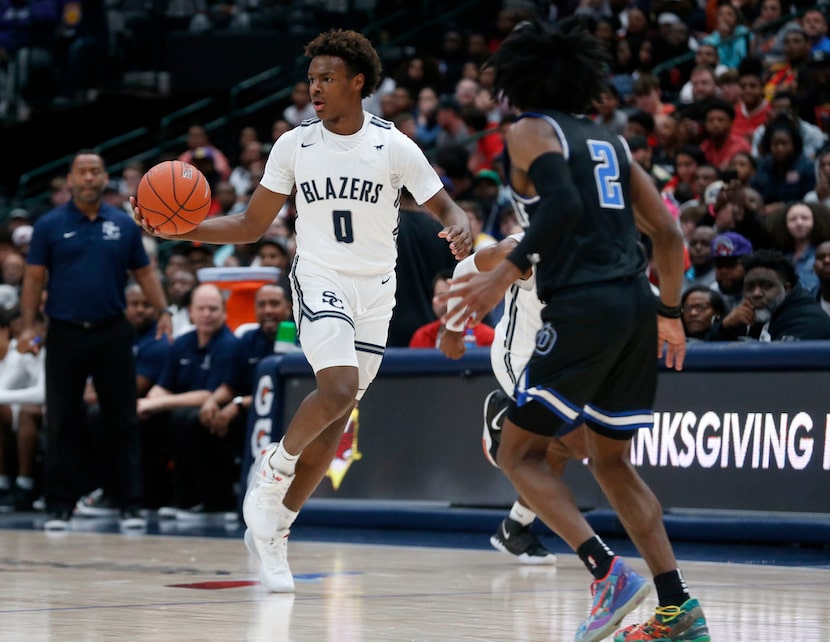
[129,196,175,239]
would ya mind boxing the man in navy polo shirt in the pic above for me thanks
[17,150,172,531]
[137,283,239,517]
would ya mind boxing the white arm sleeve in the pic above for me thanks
[445,254,480,332]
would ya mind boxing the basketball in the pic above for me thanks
[136,160,212,235]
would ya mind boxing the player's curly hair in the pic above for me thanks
[487,17,609,114]
[305,29,382,99]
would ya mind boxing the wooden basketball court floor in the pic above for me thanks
[2,506,830,641]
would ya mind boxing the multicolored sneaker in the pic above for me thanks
[613,598,710,641]
[575,557,652,642]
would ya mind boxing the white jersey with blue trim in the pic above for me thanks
[491,233,544,393]
[261,111,443,276]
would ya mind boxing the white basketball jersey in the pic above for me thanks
[491,233,544,395]
[261,112,443,276]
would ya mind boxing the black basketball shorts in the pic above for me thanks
[507,276,658,440]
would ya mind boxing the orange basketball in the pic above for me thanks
[136,160,212,235]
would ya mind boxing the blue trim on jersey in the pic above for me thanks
[355,340,384,356]
[583,404,654,431]
[369,115,392,129]
[515,112,570,159]
[299,118,320,127]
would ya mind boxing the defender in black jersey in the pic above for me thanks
[445,19,709,642]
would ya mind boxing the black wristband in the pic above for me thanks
[657,300,682,318]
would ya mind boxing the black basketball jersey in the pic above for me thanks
[507,110,646,302]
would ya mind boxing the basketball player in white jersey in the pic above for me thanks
[132,29,472,592]
[440,234,587,564]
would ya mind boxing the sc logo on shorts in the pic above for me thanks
[535,322,558,356]
[322,290,344,309]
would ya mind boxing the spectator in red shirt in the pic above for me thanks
[409,268,494,348]
[700,98,752,171]
[732,56,771,143]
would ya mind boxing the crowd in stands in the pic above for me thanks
[0,0,117,121]
[0,0,352,121]
[3,1,830,520]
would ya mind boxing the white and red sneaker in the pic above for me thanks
[242,443,295,539]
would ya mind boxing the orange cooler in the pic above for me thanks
[196,267,281,331]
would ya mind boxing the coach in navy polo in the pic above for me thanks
[17,150,172,530]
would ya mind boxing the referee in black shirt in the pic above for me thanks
[18,150,172,530]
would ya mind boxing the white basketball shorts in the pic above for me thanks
[290,257,396,400]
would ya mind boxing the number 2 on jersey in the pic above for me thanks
[333,210,354,243]
[587,140,623,209]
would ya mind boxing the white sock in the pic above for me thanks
[268,440,300,476]
[0,475,10,491]
[15,476,34,490]
[277,505,299,531]
[509,501,536,527]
